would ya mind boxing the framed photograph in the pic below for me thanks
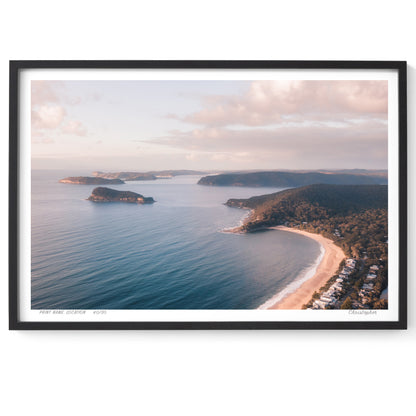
[9,60,407,330]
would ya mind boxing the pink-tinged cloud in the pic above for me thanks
[181,80,388,127]
[145,119,387,168]
[32,105,66,130]
[31,81,62,106]
[31,81,88,139]
[152,121,387,152]
[32,80,86,106]
[61,120,87,136]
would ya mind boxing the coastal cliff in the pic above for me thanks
[87,187,155,203]
[59,176,125,185]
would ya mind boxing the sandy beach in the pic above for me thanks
[266,226,346,309]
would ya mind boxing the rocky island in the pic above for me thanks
[59,176,125,185]
[87,187,155,204]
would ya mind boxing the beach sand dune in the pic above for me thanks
[267,226,346,310]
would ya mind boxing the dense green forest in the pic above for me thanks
[199,171,387,187]
[226,184,388,309]
[226,184,388,260]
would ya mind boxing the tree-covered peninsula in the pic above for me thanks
[198,171,387,187]
[226,184,387,254]
[226,184,388,310]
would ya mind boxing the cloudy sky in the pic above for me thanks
[31,79,388,171]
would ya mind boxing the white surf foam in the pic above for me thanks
[257,242,326,309]
[221,209,253,233]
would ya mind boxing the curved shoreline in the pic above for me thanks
[264,226,346,310]
[222,209,253,233]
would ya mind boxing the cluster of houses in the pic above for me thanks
[358,264,380,305]
[311,258,357,309]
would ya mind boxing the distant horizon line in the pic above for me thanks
[31,167,389,172]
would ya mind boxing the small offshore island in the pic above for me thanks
[87,187,155,204]
[59,176,125,185]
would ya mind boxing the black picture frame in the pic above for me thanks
[9,60,407,330]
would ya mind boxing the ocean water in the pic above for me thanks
[31,170,321,309]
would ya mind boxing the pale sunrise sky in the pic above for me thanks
[31,80,388,171]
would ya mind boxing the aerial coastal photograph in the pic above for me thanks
[31,79,388,311]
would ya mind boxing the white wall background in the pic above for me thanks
[1,1,414,415]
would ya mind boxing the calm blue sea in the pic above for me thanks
[31,170,321,309]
